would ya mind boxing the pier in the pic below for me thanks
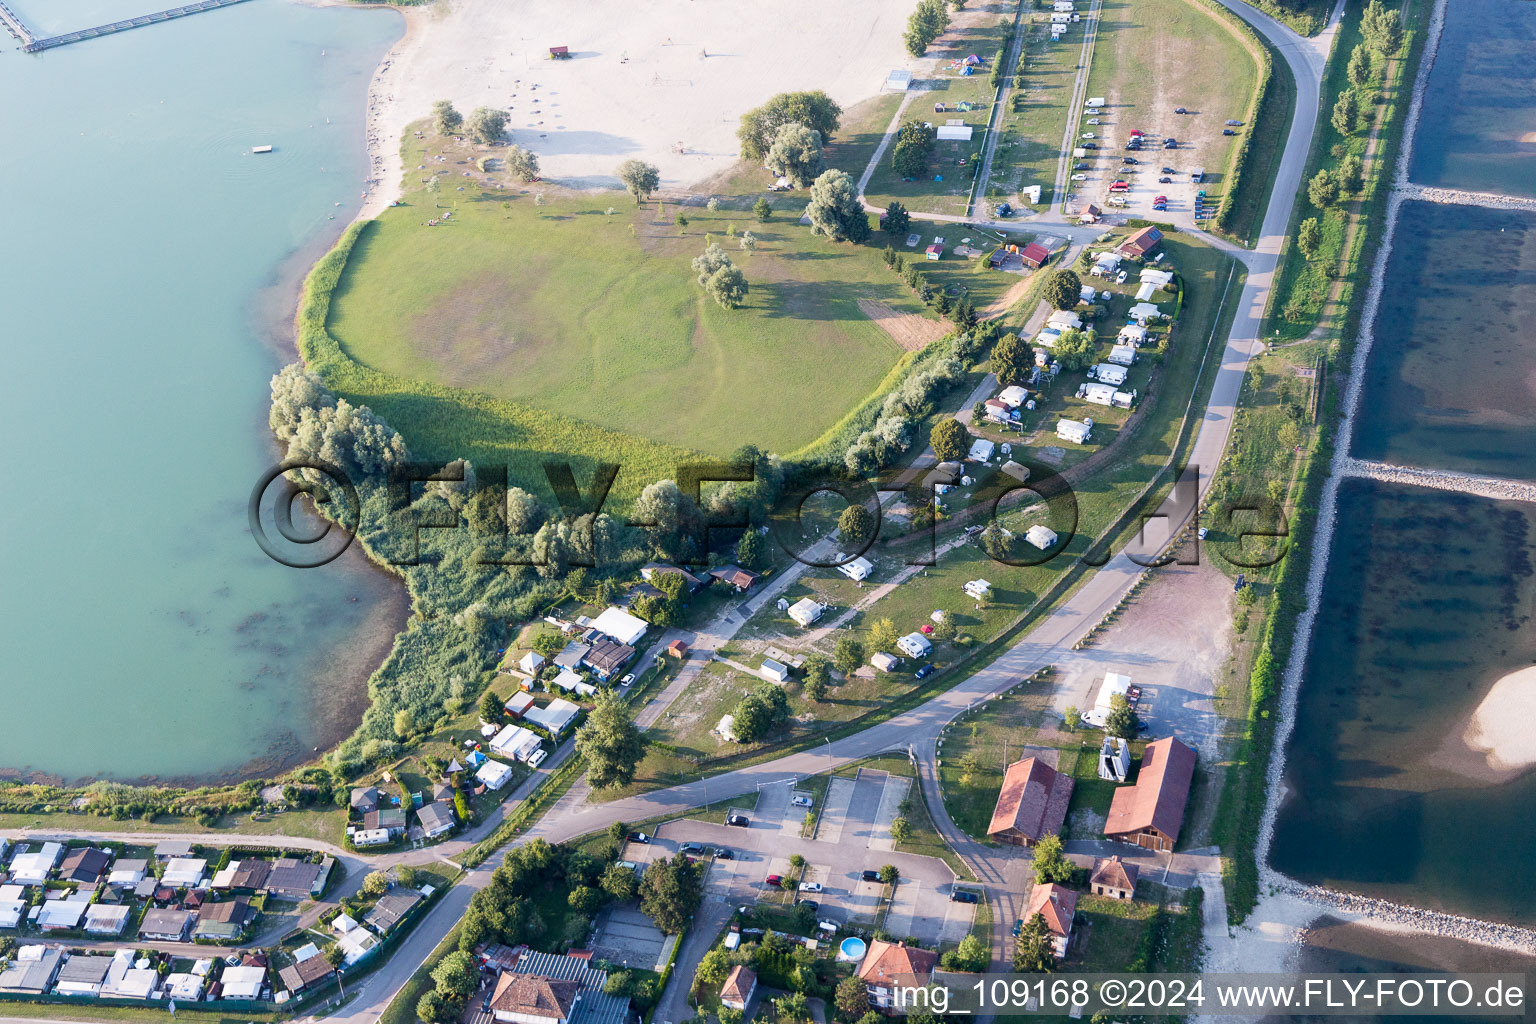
[7,0,255,53]
[0,0,34,47]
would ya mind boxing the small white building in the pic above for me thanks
[871,651,901,673]
[1112,389,1136,409]
[885,69,913,92]
[590,606,649,646]
[160,858,207,889]
[968,437,996,462]
[552,669,597,697]
[525,698,581,738]
[1057,418,1093,444]
[517,651,545,675]
[490,724,543,762]
[761,658,792,683]
[963,579,992,600]
[1117,324,1149,346]
[7,842,62,885]
[1025,525,1059,550]
[220,965,267,1001]
[164,972,206,1002]
[504,691,537,718]
[1140,268,1174,288]
[1098,736,1131,782]
[1046,310,1083,331]
[1079,382,1116,407]
[476,759,515,791]
[838,555,874,582]
[936,124,973,141]
[1109,344,1138,366]
[1035,327,1062,349]
[788,598,826,627]
[714,714,737,742]
[84,903,131,935]
[1092,363,1129,387]
[1128,302,1163,324]
[897,632,933,658]
[997,385,1029,408]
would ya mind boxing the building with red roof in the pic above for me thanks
[986,757,1073,846]
[1024,883,1078,959]
[1020,242,1051,268]
[1103,736,1196,852]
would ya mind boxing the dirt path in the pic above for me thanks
[857,298,952,350]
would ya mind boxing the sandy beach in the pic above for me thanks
[1462,664,1536,773]
[349,0,925,219]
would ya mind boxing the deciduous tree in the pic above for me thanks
[990,332,1034,387]
[806,169,870,242]
[505,145,539,182]
[639,853,703,934]
[575,691,646,788]
[1043,268,1082,311]
[833,634,865,675]
[1308,168,1340,209]
[838,503,874,545]
[466,107,508,144]
[737,91,842,160]
[930,418,970,463]
[616,159,661,203]
[431,100,462,135]
[1297,217,1322,259]
[766,123,827,188]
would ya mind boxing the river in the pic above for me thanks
[0,0,406,783]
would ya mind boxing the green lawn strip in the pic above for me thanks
[1264,0,1419,339]
[823,91,909,186]
[862,14,1018,217]
[0,1002,286,1024]
[991,17,1084,211]
[1241,0,1334,35]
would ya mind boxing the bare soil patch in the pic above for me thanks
[857,298,951,350]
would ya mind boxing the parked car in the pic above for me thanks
[1071,173,1088,181]
[1162,166,1176,174]
[1154,195,1168,203]
[797,900,820,911]
[1128,129,1145,137]
[862,869,882,882]
[1013,918,1024,936]
[1085,107,1101,115]
[1081,132,1095,139]
[627,832,651,844]
[1123,157,1138,165]
[1082,143,1098,150]
[620,673,635,686]
[1086,118,1100,125]
[801,881,823,893]
[1074,162,1089,170]
[681,842,703,854]
[727,814,750,827]
[527,748,548,768]
[951,889,980,904]
[766,874,783,886]
[1225,119,1243,126]
[713,848,733,860]
[1158,176,1172,183]
[1223,128,1237,136]
[792,794,814,808]
[915,664,936,680]
[1235,573,1247,591]
[1174,106,1188,114]
[1198,527,1210,540]
[1164,139,1179,149]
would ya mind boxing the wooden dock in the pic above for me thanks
[0,0,35,47]
[17,0,255,53]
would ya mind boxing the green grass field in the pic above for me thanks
[987,16,1085,210]
[328,146,923,457]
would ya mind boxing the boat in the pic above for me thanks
[252,145,273,154]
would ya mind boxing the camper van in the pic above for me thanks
[1053,0,1075,9]
[1051,11,1071,22]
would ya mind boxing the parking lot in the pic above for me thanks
[639,769,973,946]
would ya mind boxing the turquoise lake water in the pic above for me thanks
[0,0,407,782]
[1408,0,1536,197]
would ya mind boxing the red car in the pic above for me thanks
[1154,195,1168,203]
[765,874,783,886]
[1109,181,1130,191]
[920,624,934,634]
[1128,129,1145,137]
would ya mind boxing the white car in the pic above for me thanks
[800,881,823,893]
[1071,173,1088,181]
[1081,132,1095,139]
[1086,118,1100,125]
[1085,107,1101,115]
[791,794,814,808]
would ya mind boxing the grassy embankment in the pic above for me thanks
[1209,0,1426,923]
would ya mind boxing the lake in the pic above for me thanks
[1408,0,1536,197]
[1351,201,1536,480]
[0,0,406,782]
[1270,478,1536,921]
